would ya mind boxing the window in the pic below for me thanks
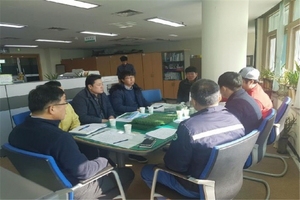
[293,0,300,21]
[294,28,300,70]
[268,5,289,32]
[269,37,276,71]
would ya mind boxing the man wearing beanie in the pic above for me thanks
[239,67,273,118]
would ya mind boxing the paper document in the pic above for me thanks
[116,111,149,122]
[87,128,145,149]
[69,123,107,135]
[146,128,177,139]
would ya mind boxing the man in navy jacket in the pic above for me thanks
[218,72,262,134]
[72,74,115,124]
[109,71,150,116]
[141,79,245,198]
[9,85,134,199]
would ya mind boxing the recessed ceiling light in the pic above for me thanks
[46,0,99,9]
[80,31,118,37]
[35,39,72,43]
[146,17,185,27]
[169,34,178,37]
[0,23,26,28]
[4,45,38,48]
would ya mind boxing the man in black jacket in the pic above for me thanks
[177,66,199,103]
[9,85,134,199]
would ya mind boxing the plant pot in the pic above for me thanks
[277,136,289,154]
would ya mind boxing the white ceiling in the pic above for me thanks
[0,0,281,50]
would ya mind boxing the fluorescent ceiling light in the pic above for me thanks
[169,34,178,37]
[80,31,118,37]
[4,45,38,48]
[0,23,26,28]
[146,17,185,27]
[46,0,99,9]
[35,39,72,43]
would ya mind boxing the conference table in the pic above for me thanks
[74,112,180,167]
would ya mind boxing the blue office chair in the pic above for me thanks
[150,129,260,200]
[2,143,126,200]
[247,97,291,177]
[142,89,166,104]
[12,110,31,126]
[243,108,276,200]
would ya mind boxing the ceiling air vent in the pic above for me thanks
[113,9,142,17]
[47,27,67,31]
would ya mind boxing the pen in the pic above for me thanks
[78,125,90,131]
[113,139,129,144]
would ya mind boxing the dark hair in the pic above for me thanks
[119,70,135,80]
[185,66,197,73]
[120,56,128,62]
[190,79,220,106]
[85,74,102,88]
[28,85,65,113]
[44,80,61,87]
[218,72,242,91]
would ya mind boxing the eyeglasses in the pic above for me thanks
[53,102,69,106]
[46,102,68,109]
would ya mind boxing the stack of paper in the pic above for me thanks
[69,123,107,135]
[116,111,149,122]
[145,128,177,139]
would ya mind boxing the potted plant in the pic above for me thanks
[277,115,297,154]
[44,73,59,80]
[260,69,274,91]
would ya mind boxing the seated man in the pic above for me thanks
[109,70,150,116]
[218,72,262,134]
[141,79,245,198]
[9,85,134,199]
[177,66,199,103]
[44,80,80,131]
[239,67,273,118]
[109,70,150,163]
[72,74,115,124]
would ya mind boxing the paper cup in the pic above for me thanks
[176,110,183,120]
[140,107,145,113]
[148,106,154,114]
[124,124,132,134]
[109,119,116,127]
[183,109,189,117]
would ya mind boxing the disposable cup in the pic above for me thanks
[176,110,183,120]
[183,109,190,117]
[148,106,154,114]
[124,124,132,134]
[109,119,116,127]
[140,107,145,113]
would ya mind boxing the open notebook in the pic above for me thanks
[69,123,107,135]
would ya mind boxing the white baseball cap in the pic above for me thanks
[239,67,260,81]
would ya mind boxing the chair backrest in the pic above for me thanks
[141,89,163,103]
[267,96,292,144]
[2,143,73,198]
[12,111,31,126]
[199,129,259,199]
[244,108,276,168]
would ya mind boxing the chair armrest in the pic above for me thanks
[154,165,215,186]
[79,166,114,185]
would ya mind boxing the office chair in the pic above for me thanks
[12,110,31,126]
[141,89,166,104]
[150,129,259,200]
[243,108,276,200]
[2,143,126,200]
[245,97,291,178]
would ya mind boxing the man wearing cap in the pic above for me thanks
[177,66,200,103]
[239,67,273,118]
[116,55,136,79]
